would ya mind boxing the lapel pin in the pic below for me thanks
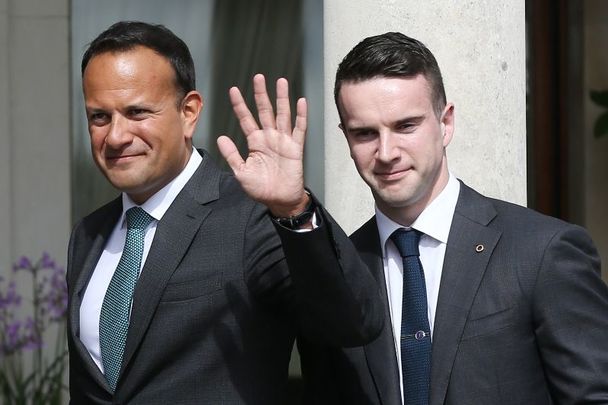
[475,244,484,253]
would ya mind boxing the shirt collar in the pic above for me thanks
[119,148,203,228]
[376,172,460,257]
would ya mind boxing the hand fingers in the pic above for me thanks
[293,97,307,145]
[216,135,244,173]
[275,78,292,135]
[229,86,259,136]
[253,74,276,130]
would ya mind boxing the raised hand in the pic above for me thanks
[217,74,309,217]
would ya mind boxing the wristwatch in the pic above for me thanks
[271,192,316,229]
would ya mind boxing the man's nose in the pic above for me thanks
[105,115,132,147]
[377,131,399,163]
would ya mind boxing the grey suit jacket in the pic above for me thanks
[66,150,383,404]
[300,181,608,405]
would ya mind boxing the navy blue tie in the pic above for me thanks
[391,229,431,405]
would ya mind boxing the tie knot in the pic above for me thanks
[125,207,154,230]
[390,228,421,258]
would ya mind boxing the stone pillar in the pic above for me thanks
[0,0,12,265]
[0,0,71,271]
[323,0,526,233]
[0,2,70,403]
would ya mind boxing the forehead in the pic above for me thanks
[337,76,434,123]
[83,46,175,91]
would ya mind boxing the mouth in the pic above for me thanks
[105,153,144,164]
[375,168,410,182]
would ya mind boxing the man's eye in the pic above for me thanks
[128,108,148,118]
[89,113,109,125]
[352,130,376,139]
[396,123,415,132]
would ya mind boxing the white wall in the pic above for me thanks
[323,0,526,233]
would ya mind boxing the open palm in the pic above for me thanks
[217,74,308,217]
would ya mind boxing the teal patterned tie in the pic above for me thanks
[99,207,153,392]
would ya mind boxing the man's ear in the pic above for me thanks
[181,90,203,140]
[338,122,356,159]
[440,103,455,147]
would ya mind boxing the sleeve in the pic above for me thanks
[533,224,608,403]
[243,193,384,348]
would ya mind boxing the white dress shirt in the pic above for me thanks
[80,149,202,372]
[375,173,460,403]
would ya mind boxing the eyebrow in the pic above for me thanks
[85,106,106,115]
[85,102,153,114]
[393,115,425,127]
[346,115,426,133]
[346,125,376,134]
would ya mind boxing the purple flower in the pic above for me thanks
[0,280,22,309]
[36,265,68,322]
[2,253,67,345]
[3,320,23,354]
[21,317,44,351]
[7,320,21,339]
[1,253,68,399]
[40,252,57,270]
[12,256,32,272]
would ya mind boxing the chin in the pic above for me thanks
[379,185,421,205]
[105,175,139,193]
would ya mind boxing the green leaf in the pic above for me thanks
[594,111,608,138]
[590,90,608,107]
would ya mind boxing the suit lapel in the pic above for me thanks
[355,218,402,405]
[120,152,220,375]
[70,197,122,390]
[429,183,501,405]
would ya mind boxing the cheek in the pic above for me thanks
[137,119,173,148]
[89,131,105,153]
[413,136,442,158]
[350,143,374,163]
[349,150,367,171]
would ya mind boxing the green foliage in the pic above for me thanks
[594,112,608,139]
[590,90,608,138]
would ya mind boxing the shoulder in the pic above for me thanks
[190,149,258,210]
[460,182,598,270]
[72,196,122,236]
[487,195,590,248]
[458,180,582,238]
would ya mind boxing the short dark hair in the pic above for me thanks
[334,32,446,118]
[81,21,195,100]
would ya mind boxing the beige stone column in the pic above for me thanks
[323,0,526,233]
[0,0,70,270]
[0,0,12,265]
[0,3,70,402]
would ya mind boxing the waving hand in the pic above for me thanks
[217,74,309,217]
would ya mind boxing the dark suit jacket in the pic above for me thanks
[66,150,383,404]
[300,181,608,405]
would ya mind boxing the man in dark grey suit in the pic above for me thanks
[66,21,383,404]
[299,32,608,404]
